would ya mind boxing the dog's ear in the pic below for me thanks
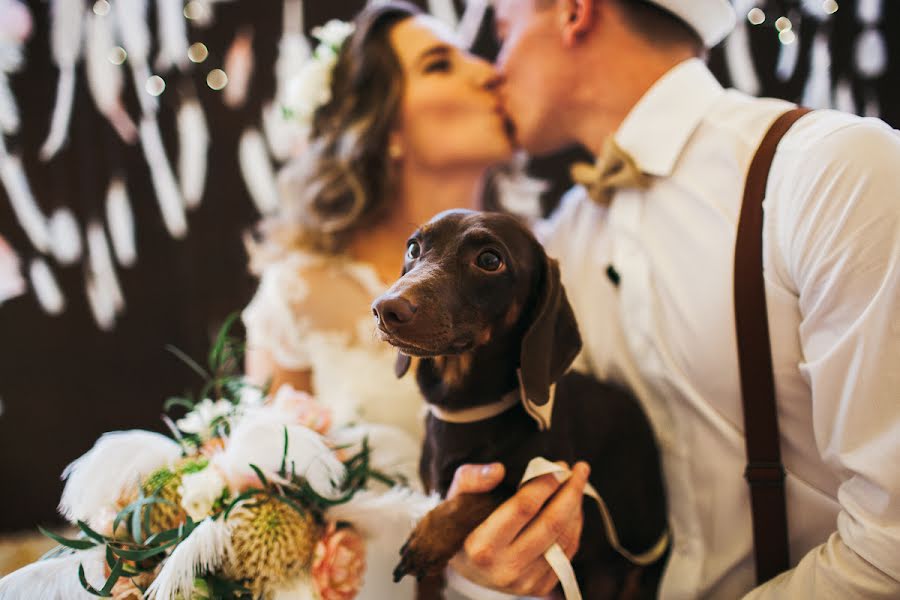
[395,351,411,378]
[519,255,582,408]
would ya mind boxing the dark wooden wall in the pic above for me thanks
[1,0,897,532]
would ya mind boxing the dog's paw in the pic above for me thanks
[393,511,465,583]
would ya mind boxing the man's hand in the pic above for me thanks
[447,461,589,597]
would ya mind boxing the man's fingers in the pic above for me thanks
[510,462,590,558]
[447,463,505,499]
[464,472,564,554]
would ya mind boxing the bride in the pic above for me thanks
[242,2,516,599]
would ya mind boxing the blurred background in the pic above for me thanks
[0,0,897,575]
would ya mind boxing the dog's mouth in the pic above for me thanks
[376,327,474,357]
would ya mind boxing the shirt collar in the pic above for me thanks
[614,58,725,178]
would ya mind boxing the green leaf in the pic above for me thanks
[99,557,126,596]
[249,464,269,489]
[208,313,240,372]
[222,488,264,520]
[164,396,196,413]
[76,520,109,545]
[278,427,289,478]
[78,562,112,597]
[165,344,210,380]
[38,527,97,551]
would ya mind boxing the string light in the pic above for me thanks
[92,0,110,16]
[108,47,127,65]
[188,42,209,63]
[775,16,792,31]
[748,8,766,25]
[779,29,796,45]
[145,75,166,97]
[822,0,839,15]
[206,69,228,90]
[184,1,209,21]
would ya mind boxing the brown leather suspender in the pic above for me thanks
[734,106,811,584]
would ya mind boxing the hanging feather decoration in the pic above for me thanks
[177,96,209,209]
[834,78,856,114]
[0,233,25,304]
[223,27,255,109]
[427,0,458,28]
[0,72,19,134]
[154,0,190,73]
[113,0,156,116]
[140,117,188,238]
[0,546,106,600]
[724,0,760,96]
[775,21,800,82]
[47,207,82,265]
[86,220,124,313]
[105,177,137,267]
[40,0,85,160]
[85,270,116,331]
[239,128,280,215]
[456,0,488,50]
[264,0,310,161]
[85,9,138,144]
[802,31,833,109]
[0,148,49,252]
[855,29,887,79]
[145,518,234,600]
[857,0,882,24]
[29,257,65,315]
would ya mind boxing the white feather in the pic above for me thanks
[0,546,105,600]
[223,28,255,109]
[0,152,49,252]
[59,430,182,523]
[29,258,66,315]
[155,0,190,72]
[863,89,880,118]
[457,0,488,49]
[105,177,137,267]
[177,97,209,209]
[139,116,188,238]
[238,127,279,215]
[326,487,439,539]
[86,219,124,313]
[41,0,84,159]
[775,28,800,82]
[0,233,25,304]
[214,412,345,498]
[802,31,832,109]
[270,576,318,600]
[857,0,882,25]
[834,78,856,114]
[494,152,548,219]
[329,424,422,488]
[47,207,82,265]
[113,0,157,115]
[145,518,233,600]
[0,72,19,133]
[85,271,116,331]
[85,11,138,144]
[724,17,760,96]
[427,0,458,28]
[855,29,887,79]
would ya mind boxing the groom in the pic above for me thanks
[447,0,900,597]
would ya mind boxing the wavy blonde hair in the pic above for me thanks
[249,2,421,271]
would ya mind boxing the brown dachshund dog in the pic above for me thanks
[372,210,668,599]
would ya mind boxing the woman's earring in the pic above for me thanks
[389,142,403,160]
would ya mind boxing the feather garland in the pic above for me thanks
[0,233,25,304]
[86,219,124,314]
[724,4,760,96]
[0,71,19,134]
[85,270,116,331]
[28,258,65,315]
[105,177,137,267]
[59,430,182,523]
[40,0,84,160]
[47,207,82,265]
[223,27,255,109]
[154,0,190,73]
[0,150,49,252]
[802,31,832,109]
[427,0,458,28]
[113,0,156,115]
[140,116,188,238]
[238,128,280,215]
[85,10,137,144]
[775,25,800,82]
[145,518,234,600]
[0,546,105,599]
[457,0,488,49]
[177,97,209,209]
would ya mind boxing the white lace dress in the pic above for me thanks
[242,250,425,600]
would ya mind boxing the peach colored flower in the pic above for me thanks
[312,523,366,600]
[200,437,226,457]
[272,385,332,434]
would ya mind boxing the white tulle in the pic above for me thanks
[145,518,233,600]
[0,546,105,599]
[59,430,182,523]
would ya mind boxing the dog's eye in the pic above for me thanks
[406,241,421,261]
[476,250,503,272]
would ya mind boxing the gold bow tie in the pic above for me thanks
[569,137,650,205]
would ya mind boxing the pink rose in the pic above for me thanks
[271,384,332,434]
[312,523,366,600]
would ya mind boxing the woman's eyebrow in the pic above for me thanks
[414,44,452,67]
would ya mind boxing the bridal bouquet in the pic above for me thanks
[0,317,432,599]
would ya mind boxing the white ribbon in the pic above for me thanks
[519,457,670,600]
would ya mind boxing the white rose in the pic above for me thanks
[179,467,227,521]
[312,20,355,50]
[284,58,334,124]
[176,398,233,439]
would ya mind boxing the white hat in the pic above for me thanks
[647,0,736,47]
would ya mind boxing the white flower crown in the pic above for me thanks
[283,19,356,128]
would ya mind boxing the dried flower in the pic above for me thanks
[271,384,332,434]
[312,523,366,600]
[141,467,187,533]
[225,495,320,595]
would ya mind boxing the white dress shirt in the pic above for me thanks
[539,58,900,599]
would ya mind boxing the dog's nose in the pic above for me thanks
[372,295,417,329]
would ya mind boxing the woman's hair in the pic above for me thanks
[250,1,421,268]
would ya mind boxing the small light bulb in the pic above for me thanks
[188,42,209,63]
[92,0,110,16]
[747,8,765,25]
[146,75,166,97]
[779,29,796,45]
[823,0,839,15]
[207,69,228,90]
[184,1,209,21]
[108,47,127,65]
[775,16,792,32]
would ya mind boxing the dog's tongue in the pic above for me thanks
[394,351,412,378]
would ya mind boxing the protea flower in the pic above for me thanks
[140,466,187,534]
[224,494,320,595]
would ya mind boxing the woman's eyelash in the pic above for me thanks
[423,58,452,73]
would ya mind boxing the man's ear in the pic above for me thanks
[558,0,595,45]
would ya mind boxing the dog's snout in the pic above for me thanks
[372,295,418,329]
